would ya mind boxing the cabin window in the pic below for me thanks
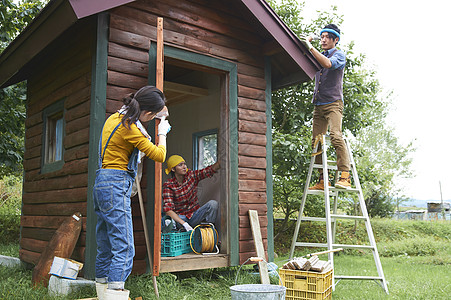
[41,99,65,173]
[193,129,218,170]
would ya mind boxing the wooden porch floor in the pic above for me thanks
[160,253,229,273]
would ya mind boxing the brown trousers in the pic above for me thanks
[312,100,350,171]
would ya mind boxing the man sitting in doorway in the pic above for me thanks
[162,155,220,231]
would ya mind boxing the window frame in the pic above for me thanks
[192,128,218,170]
[41,98,66,173]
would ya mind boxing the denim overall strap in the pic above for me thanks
[127,148,139,179]
[98,120,140,178]
[99,121,123,168]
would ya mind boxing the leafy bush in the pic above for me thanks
[0,175,22,244]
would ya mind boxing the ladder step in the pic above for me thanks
[294,242,328,248]
[300,215,367,222]
[313,163,337,170]
[330,214,367,220]
[307,190,338,196]
[307,187,360,195]
[294,242,375,250]
[313,162,355,169]
[300,217,327,222]
[335,275,384,280]
[333,244,375,250]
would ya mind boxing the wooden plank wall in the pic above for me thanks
[19,21,95,266]
[109,0,269,266]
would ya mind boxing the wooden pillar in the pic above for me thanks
[153,17,164,277]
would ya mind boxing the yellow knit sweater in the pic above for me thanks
[101,113,166,170]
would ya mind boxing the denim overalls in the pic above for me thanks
[93,121,139,290]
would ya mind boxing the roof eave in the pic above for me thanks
[240,0,320,83]
[68,0,136,19]
[0,0,137,88]
[0,0,78,88]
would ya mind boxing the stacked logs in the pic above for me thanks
[282,255,331,273]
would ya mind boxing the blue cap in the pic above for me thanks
[320,28,340,41]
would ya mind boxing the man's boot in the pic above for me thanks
[335,171,351,189]
[309,173,330,190]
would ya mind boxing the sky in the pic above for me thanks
[299,0,451,201]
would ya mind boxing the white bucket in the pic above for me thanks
[230,284,286,300]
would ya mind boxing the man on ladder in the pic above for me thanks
[298,25,390,293]
[303,24,351,190]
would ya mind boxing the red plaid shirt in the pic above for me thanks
[163,166,215,219]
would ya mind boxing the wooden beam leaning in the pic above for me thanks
[248,209,270,284]
[153,16,164,278]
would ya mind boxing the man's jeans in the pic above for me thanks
[179,200,218,228]
[93,169,135,290]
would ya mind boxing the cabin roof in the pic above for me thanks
[0,0,319,89]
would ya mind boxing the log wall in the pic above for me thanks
[109,0,270,266]
[19,19,95,266]
[20,0,271,270]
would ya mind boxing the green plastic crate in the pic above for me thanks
[161,231,192,257]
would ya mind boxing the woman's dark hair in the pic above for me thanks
[121,86,166,128]
[323,24,340,42]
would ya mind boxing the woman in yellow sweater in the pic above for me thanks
[93,86,170,300]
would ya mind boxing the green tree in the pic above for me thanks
[0,0,47,176]
[268,0,414,235]
[350,121,414,217]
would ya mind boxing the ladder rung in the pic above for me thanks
[294,242,375,250]
[300,217,326,222]
[330,214,367,220]
[313,163,337,170]
[306,187,360,194]
[295,242,328,248]
[333,244,375,250]
[330,187,359,193]
[335,275,384,280]
[307,190,339,196]
[300,215,367,222]
[313,162,355,168]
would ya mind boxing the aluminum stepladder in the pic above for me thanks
[289,134,389,294]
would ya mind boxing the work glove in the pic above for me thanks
[183,222,194,232]
[310,34,320,41]
[158,118,171,136]
[302,36,314,51]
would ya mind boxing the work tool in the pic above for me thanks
[136,175,159,299]
[303,247,343,258]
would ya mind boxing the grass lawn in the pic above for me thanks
[1,248,450,299]
[329,255,450,299]
[1,219,449,299]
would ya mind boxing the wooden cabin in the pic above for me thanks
[0,0,319,278]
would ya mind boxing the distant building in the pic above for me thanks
[393,210,427,220]
[427,202,450,220]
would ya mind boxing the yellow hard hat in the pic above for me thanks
[165,155,185,175]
